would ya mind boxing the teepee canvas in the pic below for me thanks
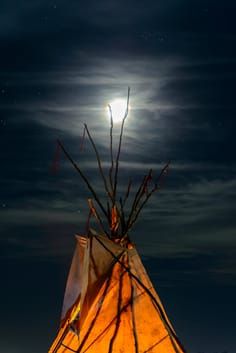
[48,89,186,353]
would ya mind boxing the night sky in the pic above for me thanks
[1,1,236,352]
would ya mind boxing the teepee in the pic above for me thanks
[48,89,186,353]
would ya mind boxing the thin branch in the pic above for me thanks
[126,162,170,232]
[84,124,114,204]
[154,160,170,189]
[113,87,130,201]
[126,189,154,232]
[85,208,92,234]
[108,104,115,199]
[80,125,86,151]
[128,271,139,353]
[57,139,108,219]
[119,197,126,236]
[122,178,132,208]
[107,201,111,224]
[132,169,153,211]
[88,199,109,237]
[118,178,132,235]
[108,262,124,353]
[125,171,151,231]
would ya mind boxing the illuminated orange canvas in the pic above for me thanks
[48,233,185,353]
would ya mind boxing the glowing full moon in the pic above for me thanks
[108,98,128,123]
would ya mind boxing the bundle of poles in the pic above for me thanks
[57,88,170,241]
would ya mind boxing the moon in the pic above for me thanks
[108,98,128,123]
